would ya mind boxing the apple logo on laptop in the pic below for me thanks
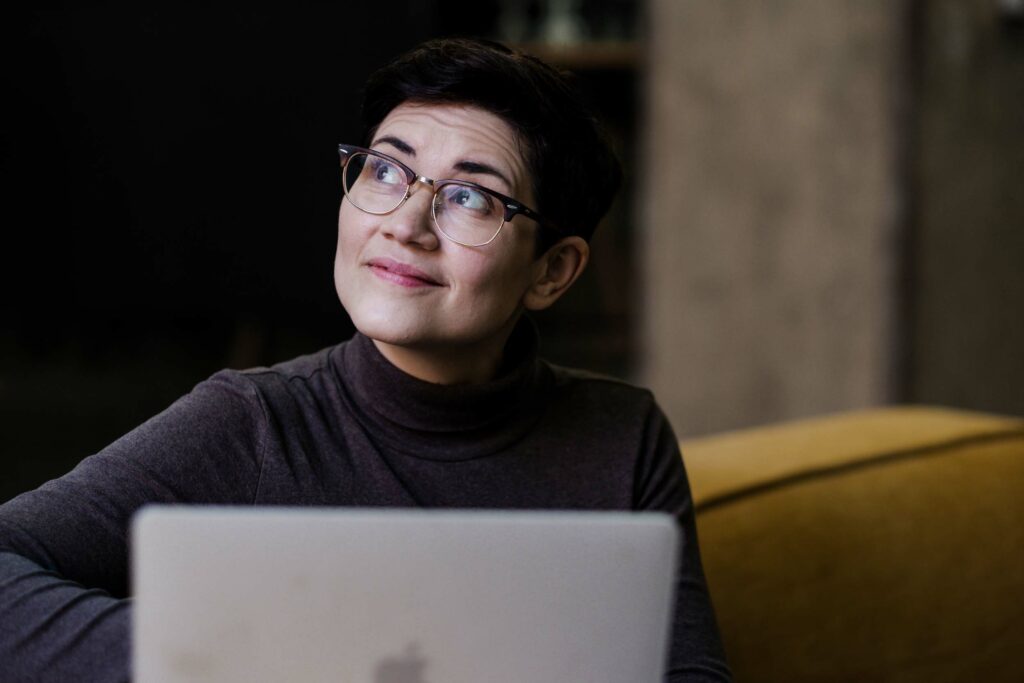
[374,642,429,683]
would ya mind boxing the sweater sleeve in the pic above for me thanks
[0,370,268,683]
[634,402,733,683]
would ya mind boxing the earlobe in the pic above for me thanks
[523,237,590,311]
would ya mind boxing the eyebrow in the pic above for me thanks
[370,135,514,191]
[372,135,415,156]
[452,160,513,191]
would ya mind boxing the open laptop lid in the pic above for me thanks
[132,506,679,683]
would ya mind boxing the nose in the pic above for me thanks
[379,179,440,250]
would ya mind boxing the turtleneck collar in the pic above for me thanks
[331,318,552,461]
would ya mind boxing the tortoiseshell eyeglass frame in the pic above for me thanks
[338,144,563,247]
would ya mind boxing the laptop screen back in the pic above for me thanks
[132,507,678,683]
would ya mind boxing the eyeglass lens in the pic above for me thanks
[342,152,505,247]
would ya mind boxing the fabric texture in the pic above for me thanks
[0,322,731,682]
[682,406,1024,683]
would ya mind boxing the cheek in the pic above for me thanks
[453,249,536,311]
[334,208,370,301]
[336,204,369,260]
[452,255,493,290]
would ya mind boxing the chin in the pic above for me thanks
[345,303,430,347]
[351,309,495,352]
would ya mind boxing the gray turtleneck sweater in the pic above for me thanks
[0,326,731,682]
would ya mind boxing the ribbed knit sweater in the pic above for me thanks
[0,323,731,682]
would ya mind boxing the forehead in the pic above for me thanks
[374,103,529,193]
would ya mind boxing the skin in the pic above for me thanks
[334,102,589,385]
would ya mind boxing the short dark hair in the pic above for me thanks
[361,38,622,249]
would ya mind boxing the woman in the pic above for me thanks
[0,38,731,682]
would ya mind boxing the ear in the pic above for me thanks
[523,236,590,311]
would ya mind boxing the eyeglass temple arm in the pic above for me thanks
[503,202,565,236]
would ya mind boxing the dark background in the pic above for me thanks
[1,6,640,501]
[10,4,1017,504]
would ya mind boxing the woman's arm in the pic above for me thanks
[634,403,733,683]
[0,371,267,683]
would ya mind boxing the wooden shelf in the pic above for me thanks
[511,41,640,70]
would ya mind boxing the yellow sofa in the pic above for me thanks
[682,406,1024,682]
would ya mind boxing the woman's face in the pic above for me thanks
[334,102,545,356]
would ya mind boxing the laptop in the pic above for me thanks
[131,506,679,683]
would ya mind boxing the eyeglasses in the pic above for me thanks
[338,144,551,247]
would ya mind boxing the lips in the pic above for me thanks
[366,257,444,288]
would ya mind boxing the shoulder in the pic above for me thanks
[537,360,666,451]
[235,345,339,386]
[544,361,657,411]
[189,343,344,417]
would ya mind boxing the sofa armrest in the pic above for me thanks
[682,406,1024,683]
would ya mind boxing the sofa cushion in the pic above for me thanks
[682,406,1024,682]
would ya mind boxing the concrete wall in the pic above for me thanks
[640,0,907,436]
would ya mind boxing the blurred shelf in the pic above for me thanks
[511,41,640,70]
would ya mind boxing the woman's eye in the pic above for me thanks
[445,186,492,213]
[369,159,403,185]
